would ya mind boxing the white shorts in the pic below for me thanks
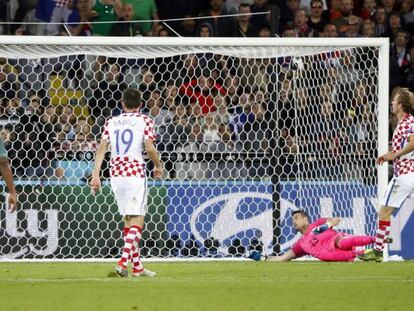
[110,177,148,216]
[381,172,414,208]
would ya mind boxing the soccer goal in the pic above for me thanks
[0,36,395,261]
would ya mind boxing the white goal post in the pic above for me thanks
[0,36,392,261]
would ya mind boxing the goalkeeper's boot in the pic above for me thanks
[246,250,268,261]
[115,264,129,277]
[132,269,156,278]
[357,249,383,262]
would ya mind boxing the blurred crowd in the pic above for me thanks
[0,0,412,183]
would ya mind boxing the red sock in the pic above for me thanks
[131,227,144,273]
[118,225,141,268]
[374,220,391,252]
[123,227,130,261]
[337,236,375,250]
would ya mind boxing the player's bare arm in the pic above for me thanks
[377,136,414,165]
[90,140,109,195]
[144,139,163,178]
[267,249,297,262]
[0,157,17,212]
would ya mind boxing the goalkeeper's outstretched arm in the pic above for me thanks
[267,249,297,262]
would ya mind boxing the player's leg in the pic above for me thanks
[358,205,394,262]
[112,177,146,276]
[336,235,375,250]
[359,173,414,262]
[115,216,133,277]
[319,249,362,262]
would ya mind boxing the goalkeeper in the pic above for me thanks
[248,210,377,262]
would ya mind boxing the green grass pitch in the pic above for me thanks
[0,261,413,311]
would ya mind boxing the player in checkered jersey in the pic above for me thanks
[359,88,414,262]
[90,88,163,277]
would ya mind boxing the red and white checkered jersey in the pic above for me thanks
[101,112,156,178]
[54,0,70,8]
[392,114,414,176]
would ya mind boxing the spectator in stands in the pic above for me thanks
[202,113,221,150]
[91,0,123,36]
[322,23,338,37]
[402,1,414,25]
[229,93,254,140]
[198,0,237,37]
[179,74,227,114]
[181,54,200,84]
[175,121,206,180]
[73,118,93,144]
[340,15,362,37]
[16,104,64,179]
[187,102,205,126]
[235,3,259,37]
[46,0,73,36]
[177,14,197,36]
[374,6,388,36]
[382,0,396,14]
[294,8,315,37]
[280,0,300,29]
[258,25,271,37]
[329,0,342,20]
[332,0,354,33]
[403,46,414,91]
[4,98,24,119]
[226,0,254,13]
[224,75,240,107]
[361,20,375,37]
[212,95,231,125]
[164,103,189,151]
[157,27,169,36]
[67,0,95,36]
[308,0,330,36]
[400,0,413,15]
[58,105,77,141]
[87,60,126,120]
[148,105,171,137]
[162,83,180,109]
[110,3,142,36]
[242,102,271,176]
[139,67,157,102]
[313,99,340,155]
[250,0,270,31]
[390,29,411,74]
[142,90,162,115]
[122,0,159,35]
[360,0,377,20]
[197,22,214,37]
[282,25,298,37]
[386,12,402,41]
[0,59,19,104]
[10,0,37,34]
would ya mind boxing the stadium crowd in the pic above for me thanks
[0,0,412,184]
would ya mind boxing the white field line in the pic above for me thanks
[0,276,413,283]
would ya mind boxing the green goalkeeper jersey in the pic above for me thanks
[0,137,7,158]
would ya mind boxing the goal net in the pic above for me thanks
[0,37,392,260]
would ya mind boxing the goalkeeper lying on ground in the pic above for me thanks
[248,210,381,262]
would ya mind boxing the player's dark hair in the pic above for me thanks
[396,87,414,114]
[123,88,141,109]
[292,210,309,219]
